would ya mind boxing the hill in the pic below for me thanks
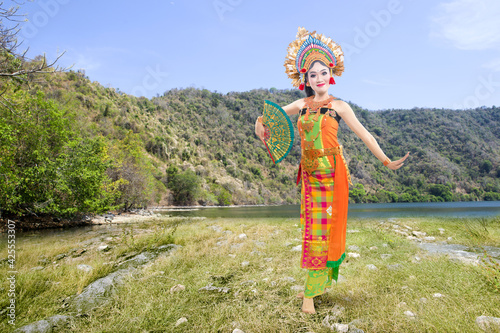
[1,69,499,219]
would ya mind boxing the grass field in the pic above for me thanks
[1,216,499,332]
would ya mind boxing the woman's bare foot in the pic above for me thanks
[301,297,316,314]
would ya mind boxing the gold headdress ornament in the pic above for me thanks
[284,27,344,90]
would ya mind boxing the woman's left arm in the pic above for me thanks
[336,101,409,170]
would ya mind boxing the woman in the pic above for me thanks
[255,27,409,314]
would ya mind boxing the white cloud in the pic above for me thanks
[430,0,500,50]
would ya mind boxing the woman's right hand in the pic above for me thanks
[255,118,266,142]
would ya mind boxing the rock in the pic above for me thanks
[419,297,428,303]
[397,301,407,307]
[322,315,349,333]
[348,252,360,258]
[223,230,233,235]
[72,251,169,313]
[98,245,110,251]
[418,243,481,265]
[424,236,436,241]
[13,320,51,333]
[348,328,365,333]
[198,283,230,293]
[380,254,392,259]
[156,244,180,253]
[369,246,378,250]
[228,254,236,258]
[347,229,360,233]
[250,250,264,256]
[433,293,444,298]
[366,264,378,270]
[348,245,360,251]
[170,284,185,293]
[322,315,349,332]
[404,311,416,318]
[330,304,345,318]
[231,243,243,250]
[264,257,273,262]
[241,261,250,267]
[412,256,422,263]
[72,248,87,257]
[387,264,401,270]
[208,225,223,232]
[438,228,445,234]
[118,252,156,269]
[348,318,367,328]
[404,225,413,230]
[394,230,409,236]
[291,285,303,291]
[281,277,296,283]
[77,264,94,273]
[412,231,427,237]
[285,242,293,247]
[73,268,129,313]
[476,316,500,331]
[31,266,45,271]
[233,329,245,333]
[406,236,419,241]
[238,233,248,240]
[292,245,302,252]
[254,241,266,248]
[175,317,188,326]
[55,253,67,261]
[382,243,388,247]
[447,237,453,241]
[216,240,227,246]
[240,280,256,286]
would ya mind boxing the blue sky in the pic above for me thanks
[11,0,500,110]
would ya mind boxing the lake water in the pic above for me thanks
[159,201,500,219]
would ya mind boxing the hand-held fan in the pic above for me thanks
[261,100,294,164]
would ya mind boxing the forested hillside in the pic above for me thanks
[1,68,499,219]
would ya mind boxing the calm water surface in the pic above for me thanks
[160,201,500,219]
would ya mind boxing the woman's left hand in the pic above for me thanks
[387,152,410,170]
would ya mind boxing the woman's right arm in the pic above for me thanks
[255,98,304,141]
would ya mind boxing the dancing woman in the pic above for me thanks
[255,27,409,314]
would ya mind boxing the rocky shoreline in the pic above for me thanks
[0,210,167,232]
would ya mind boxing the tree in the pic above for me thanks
[167,170,200,205]
[0,90,118,216]
[0,3,66,88]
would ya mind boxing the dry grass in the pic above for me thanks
[1,217,499,332]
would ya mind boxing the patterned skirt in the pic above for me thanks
[300,157,349,280]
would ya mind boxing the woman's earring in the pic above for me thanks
[329,77,335,85]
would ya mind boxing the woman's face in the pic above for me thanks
[307,62,331,94]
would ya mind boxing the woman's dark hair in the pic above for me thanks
[304,60,329,97]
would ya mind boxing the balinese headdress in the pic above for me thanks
[284,27,344,90]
